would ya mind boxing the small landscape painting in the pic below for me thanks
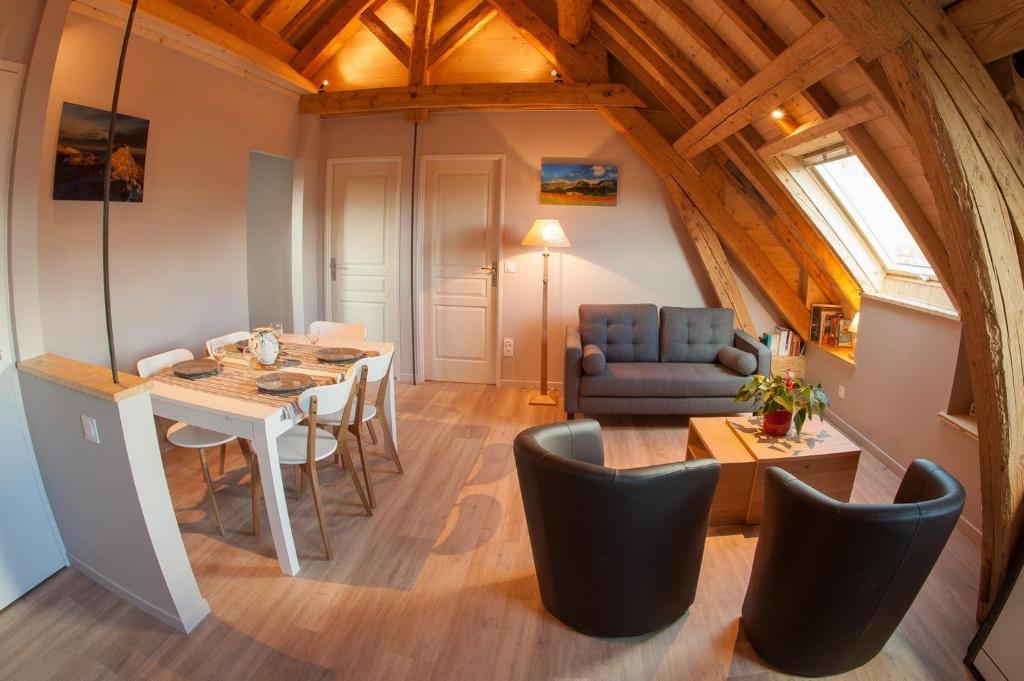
[53,102,149,202]
[540,162,618,207]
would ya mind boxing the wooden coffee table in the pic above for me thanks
[686,416,861,526]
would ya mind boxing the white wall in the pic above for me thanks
[0,0,45,64]
[806,297,982,538]
[246,151,294,330]
[35,12,300,370]
[318,110,780,383]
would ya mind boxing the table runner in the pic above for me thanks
[223,341,376,375]
[150,364,336,412]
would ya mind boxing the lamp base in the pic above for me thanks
[528,393,558,407]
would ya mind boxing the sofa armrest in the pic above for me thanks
[734,329,771,377]
[564,326,583,414]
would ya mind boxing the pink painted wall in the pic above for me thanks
[805,297,982,538]
[35,12,300,369]
[317,111,781,383]
[0,0,45,63]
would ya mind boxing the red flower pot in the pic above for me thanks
[762,410,793,437]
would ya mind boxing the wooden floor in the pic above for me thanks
[0,383,981,680]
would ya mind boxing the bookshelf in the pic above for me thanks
[810,341,855,366]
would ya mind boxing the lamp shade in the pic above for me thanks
[522,219,571,248]
[848,311,861,334]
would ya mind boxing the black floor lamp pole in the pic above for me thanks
[101,0,139,385]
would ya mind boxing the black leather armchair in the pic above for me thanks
[741,460,965,676]
[513,419,720,637]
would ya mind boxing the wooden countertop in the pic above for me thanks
[18,353,151,403]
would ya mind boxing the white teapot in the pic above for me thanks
[248,327,280,366]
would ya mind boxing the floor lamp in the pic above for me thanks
[522,219,571,406]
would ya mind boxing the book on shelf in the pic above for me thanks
[810,304,842,343]
[761,326,803,357]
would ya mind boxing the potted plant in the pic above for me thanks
[735,371,830,437]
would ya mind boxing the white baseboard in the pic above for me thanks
[498,379,564,390]
[825,409,983,546]
[68,553,210,634]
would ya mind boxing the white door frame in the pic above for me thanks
[414,154,505,385]
[322,156,402,342]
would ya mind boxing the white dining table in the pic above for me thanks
[149,334,397,576]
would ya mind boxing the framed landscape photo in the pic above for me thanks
[53,102,149,202]
[540,161,618,207]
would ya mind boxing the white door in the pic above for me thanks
[421,157,502,384]
[0,61,66,610]
[325,158,400,343]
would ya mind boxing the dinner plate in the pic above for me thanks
[172,358,220,378]
[254,372,314,395]
[315,347,364,363]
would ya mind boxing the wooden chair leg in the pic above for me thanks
[351,425,375,508]
[294,465,304,497]
[219,443,227,476]
[305,464,332,560]
[338,438,372,516]
[378,414,403,474]
[333,426,342,465]
[366,420,378,445]
[197,448,225,537]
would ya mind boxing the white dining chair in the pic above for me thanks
[137,348,242,537]
[253,378,371,559]
[205,331,251,358]
[316,349,399,509]
[309,321,367,345]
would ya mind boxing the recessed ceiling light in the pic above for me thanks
[771,109,785,120]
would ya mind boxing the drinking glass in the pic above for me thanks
[306,324,320,351]
[210,339,226,372]
[271,323,283,339]
[243,345,257,369]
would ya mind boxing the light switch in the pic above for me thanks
[81,414,101,444]
[504,261,517,273]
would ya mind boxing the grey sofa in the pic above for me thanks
[564,304,770,418]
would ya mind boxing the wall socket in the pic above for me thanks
[837,385,846,400]
[81,414,101,444]
[503,338,514,357]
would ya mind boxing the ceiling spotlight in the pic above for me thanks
[319,80,329,93]
[551,69,563,83]
[771,109,786,120]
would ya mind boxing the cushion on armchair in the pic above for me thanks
[582,344,606,375]
[579,304,659,362]
[660,307,736,363]
[718,346,757,376]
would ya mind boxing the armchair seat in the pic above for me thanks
[580,362,749,398]
[514,420,720,637]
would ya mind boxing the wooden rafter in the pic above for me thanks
[556,0,592,45]
[947,0,1024,64]
[674,19,859,160]
[489,0,811,332]
[281,0,330,42]
[251,0,282,24]
[818,0,1024,621]
[594,2,862,311]
[711,0,787,57]
[647,0,753,85]
[298,82,646,115]
[429,1,497,69]
[161,0,297,61]
[757,97,882,157]
[409,0,435,85]
[290,0,376,76]
[360,11,411,64]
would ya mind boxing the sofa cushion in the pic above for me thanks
[660,307,736,363]
[717,346,757,376]
[579,304,659,363]
[579,362,749,398]
[581,344,606,375]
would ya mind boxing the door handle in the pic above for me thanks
[330,258,348,281]
[478,261,498,287]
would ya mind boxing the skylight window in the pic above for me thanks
[805,149,933,278]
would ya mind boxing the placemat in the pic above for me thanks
[150,364,336,412]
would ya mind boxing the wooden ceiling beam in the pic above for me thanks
[409,0,435,85]
[281,0,330,43]
[251,0,282,24]
[429,1,497,69]
[360,11,411,65]
[647,0,753,85]
[162,0,297,61]
[757,97,882,157]
[556,0,592,45]
[710,0,786,58]
[947,0,1024,64]
[299,82,646,115]
[674,19,860,159]
[290,0,376,76]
